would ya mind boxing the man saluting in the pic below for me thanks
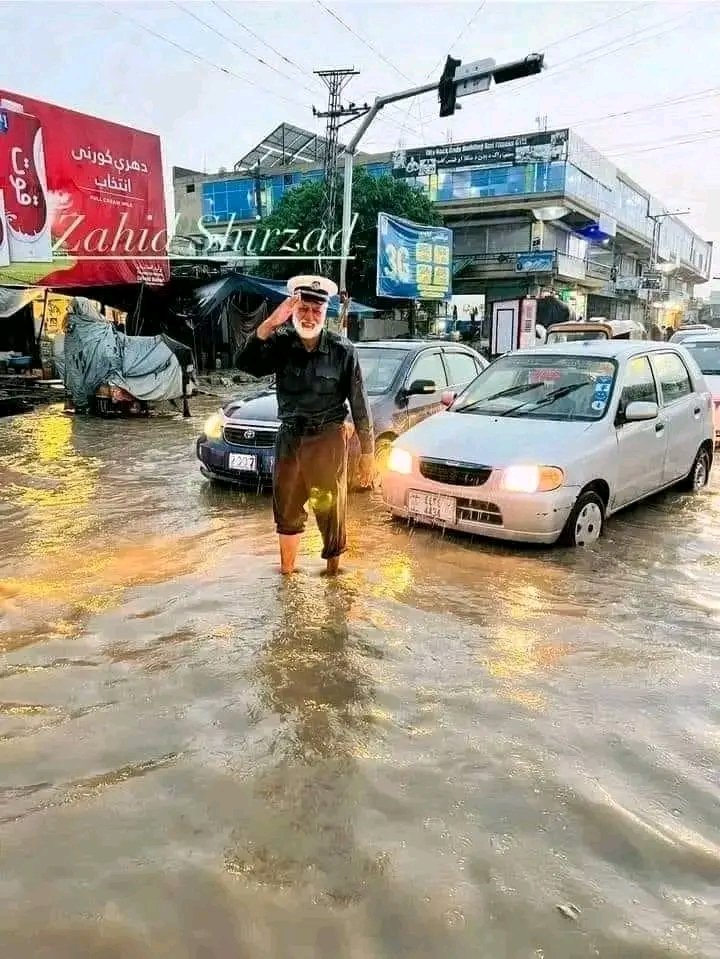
[237,275,374,576]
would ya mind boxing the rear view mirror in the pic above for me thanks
[624,401,659,422]
[405,379,436,396]
[441,390,456,408]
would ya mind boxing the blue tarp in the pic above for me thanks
[193,273,378,319]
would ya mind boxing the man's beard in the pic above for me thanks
[292,314,324,340]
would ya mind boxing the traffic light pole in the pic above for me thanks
[338,53,544,293]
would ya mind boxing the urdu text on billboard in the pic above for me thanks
[391,129,569,179]
[0,90,168,287]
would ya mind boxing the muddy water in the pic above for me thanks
[2,402,720,958]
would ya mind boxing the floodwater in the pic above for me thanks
[2,400,720,959]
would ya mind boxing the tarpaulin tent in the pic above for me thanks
[64,298,195,411]
[193,274,378,320]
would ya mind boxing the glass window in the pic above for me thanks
[619,356,658,410]
[444,352,479,388]
[453,353,618,421]
[685,340,720,376]
[407,351,447,390]
[356,348,407,395]
[652,352,692,404]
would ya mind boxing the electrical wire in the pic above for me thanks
[567,86,720,128]
[315,0,413,83]
[424,1,488,80]
[211,0,313,81]
[173,1,319,94]
[109,6,307,109]
[604,127,720,157]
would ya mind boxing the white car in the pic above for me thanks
[669,325,714,344]
[681,335,720,446]
[382,341,714,547]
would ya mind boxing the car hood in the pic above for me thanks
[396,410,597,465]
[224,388,384,424]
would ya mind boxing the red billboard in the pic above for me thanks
[0,90,168,288]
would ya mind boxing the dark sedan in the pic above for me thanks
[196,339,487,489]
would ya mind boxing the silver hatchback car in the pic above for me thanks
[382,340,714,547]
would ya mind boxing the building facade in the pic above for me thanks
[173,125,712,330]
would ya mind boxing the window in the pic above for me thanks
[408,352,447,390]
[653,352,692,404]
[356,348,407,395]
[185,183,196,194]
[619,356,657,411]
[444,352,479,388]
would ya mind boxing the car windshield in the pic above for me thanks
[453,353,618,421]
[685,341,720,375]
[356,348,407,394]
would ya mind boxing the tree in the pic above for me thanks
[252,168,442,306]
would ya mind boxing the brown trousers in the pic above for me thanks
[272,423,348,559]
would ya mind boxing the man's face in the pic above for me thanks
[292,297,327,340]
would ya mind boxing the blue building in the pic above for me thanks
[174,124,712,329]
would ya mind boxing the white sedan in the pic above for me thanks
[681,335,720,446]
[382,341,714,547]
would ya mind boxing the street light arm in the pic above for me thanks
[345,82,438,155]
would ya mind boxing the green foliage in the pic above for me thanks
[252,168,441,306]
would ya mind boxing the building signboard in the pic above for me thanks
[391,129,569,179]
[516,251,556,273]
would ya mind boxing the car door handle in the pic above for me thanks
[694,407,701,415]
[655,422,665,434]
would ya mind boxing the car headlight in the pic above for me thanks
[387,447,413,475]
[502,464,565,493]
[203,411,223,440]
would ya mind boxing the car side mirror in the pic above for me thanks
[405,378,437,396]
[624,400,659,422]
[441,390,456,408]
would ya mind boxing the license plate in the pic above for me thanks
[408,490,456,523]
[228,453,256,472]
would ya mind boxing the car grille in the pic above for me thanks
[224,425,277,448]
[419,459,492,487]
[456,498,503,526]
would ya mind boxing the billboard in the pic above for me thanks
[391,129,569,179]
[0,90,168,287]
[376,213,452,301]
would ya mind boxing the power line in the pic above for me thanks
[211,0,313,81]
[567,86,720,128]
[173,1,316,93]
[503,6,702,95]
[109,6,307,109]
[314,0,413,83]
[424,1,488,80]
[605,127,720,157]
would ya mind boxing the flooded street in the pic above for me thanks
[2,401,720,958]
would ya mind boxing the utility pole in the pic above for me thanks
[338,52,545,293]
[535,114,548,132]
[312,69,368,280]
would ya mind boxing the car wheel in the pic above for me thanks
[559,491,605,547]
[680,447,711,493]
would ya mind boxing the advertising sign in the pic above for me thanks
[0,190,9,267]
[519,297,537,349]
[516,251,556,273]
[0,90,168,288]
[391,129,568,179]
[376,212,452,301]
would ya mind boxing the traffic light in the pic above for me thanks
[492,53,544,85]
[438,55,462,118]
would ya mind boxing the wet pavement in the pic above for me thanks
[2,400,720,958]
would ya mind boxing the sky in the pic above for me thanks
[2,0,719,289]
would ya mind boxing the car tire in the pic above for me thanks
[559,490,605,547]
[680,446,711,493]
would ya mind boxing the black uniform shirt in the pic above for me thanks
[237,326,374,455]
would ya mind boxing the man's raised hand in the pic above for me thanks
[257,295,299,340]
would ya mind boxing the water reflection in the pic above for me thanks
[225,577,389,904]
[1,408,99,558]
